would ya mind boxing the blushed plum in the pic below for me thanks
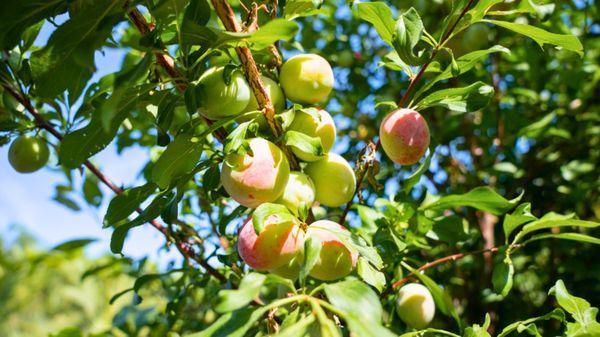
[307,220,357,281]
[379,108,430,165]
[221,138,290,208]
[238,216,304,270]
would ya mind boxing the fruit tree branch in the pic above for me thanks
[380,245,505,298]
[339,0,478,225]
[209,0,300,169]
[125,5,228,143]
[1,83,226,282]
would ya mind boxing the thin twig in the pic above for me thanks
[1,83,226,282]
[381,246,502,297]
[125,5,228,142]
[339,0,478,224]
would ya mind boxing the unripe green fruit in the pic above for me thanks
[196,66,251,120]
[396,283,435,329]
[221,138,290,208]
[8,135,50,173]
[304,153,356,207]
[288,108,336,162]
[280,54,334,105]
[238,216,304,270]
[276,171,316,218]
[379,108,430,165]
[307,220,357,281]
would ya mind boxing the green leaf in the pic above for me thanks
[517,219,600,239]
[393,8,427,66]
[283,130,324,160]
[549,280,600,335]
[82,173,103,207]
[464,314,492,337]
[357,257,386,292]
[110,192,175,254]
[324,280,382,323]
[272,315,317,337]
[355,2,396,44]
[323,226,384,269]
[30,0,123,101]
[187,306,270,337]
[215,273,266,313]
[151,134,203,190]
[300,235,322,284]
[413,45,510,101]
[416,82,494,113]
[246,19,299,50]
[402,149,433,193]
[0,0,67,50]
[51,238,97,252]
[103,183,157,227]
[482,19,583,57]
[59,85,152,168]
[427,215,469,244]
[184,0,211,26]
[524,233,600,246]
[284,0,323,19]
[421,186,521,215]
[224,121,251,154]
[252,203,296,234]
[503,203,537,241]
[492,257,514,297]
[497,309,565,337]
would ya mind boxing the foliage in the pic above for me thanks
[0,0,599,336]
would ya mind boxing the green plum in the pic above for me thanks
[280,54,334,105]
[8,135,50,173]
[304,153,356,207]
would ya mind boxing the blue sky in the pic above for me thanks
[0,18,180,263]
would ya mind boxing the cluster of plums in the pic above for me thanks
[199,54,359,281]
[6,50,435,328]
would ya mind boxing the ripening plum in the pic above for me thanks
[379,108,430,165]
[237,216,304,270]
[8,135,50,173]
[196,66,251,120]
[288,108,336,162]
[279,54,334,105]
[221,138,290,208]
[276,171,316,218]
[304,153,356,207]
[306,220,357,281]
[396,283,436,329]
